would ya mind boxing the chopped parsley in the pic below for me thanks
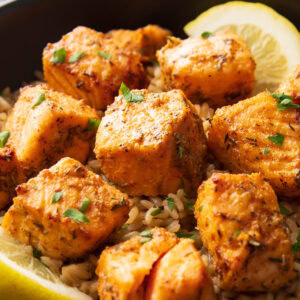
[167,197,175,212]
[31,93,46,109]
[80,198,91,213]
[151,60,159,66]
[263,148,270,154]
[120,82,144,103]
[51,191,64,203]
[175,232,196,240]
[87,118,100,131]
[178,146,183,159]
[51,48,66,64]
[198,206,203,212]
[235,229,240,237]
[271,92,300,111]
[139,230,152,237]
[121,225,127,230]
[291,230,300,253]
[97,52,111,60]
[33,247,42,259]
[68,52,84,63]
[63,208,90,223]
[185,201,194,211]
[268,133,284,146]
[33,185,38,190]
[151,208,162,216]
[279,203,292,216]
[140,237,151,244]
[201,31,213,38]
[0,130,10,148]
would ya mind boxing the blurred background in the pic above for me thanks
[0,0,300,88]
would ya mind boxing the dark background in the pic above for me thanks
[1,0,300,89]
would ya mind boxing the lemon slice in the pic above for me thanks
[184,1,300,94]
[0,228,92,300]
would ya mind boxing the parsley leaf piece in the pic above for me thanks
[31,93,46,109]
[80,198,91,213]
[263,148,270,154]
[198,205,203,212]
[291,230,300,253]
[279,203,292,216]
[140,237,151,244]
[268,133,284,146]
[201,31,213,38]
[167,197,175,212]
[68,52,84,63]
[151,208,162,216]
[51,48,66,64]
[235,229,240,237]
[33,247,42,259]
[63,208,90,223]
[178,146,183,159]
[120,82,144,103]
[0,130,10,148]
[121,225,127,230]
[151,60,159,66]
[185,201,194,211]
[33,185,38,190]
[97,51,111,60]
[271,92,300,111]
[87,118,100,131]
[175,232,196,240]
[51,191,64,203]
[139,230,153,237]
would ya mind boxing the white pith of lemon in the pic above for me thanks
[184,1,300,94]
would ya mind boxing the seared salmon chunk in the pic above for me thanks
[2,157,129,260]
[195,173,295,292]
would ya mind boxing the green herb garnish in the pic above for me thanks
[268,133,284,146]
[80,198,91,213]
[198,206,203,212]
[139,230,153,237]
[291,230,300,253]
[33,185,38,190]
[185,201,194,211]
[201,31,213,38]
[175,232,196,240]
[140,237,151,244]
[120,82,144,103]
[178,146,183,159]
[63,208,90,223]
[151,61,159,66]
[33,247,42,259]
[151,208,162,216]
[97,52,111,60]
[279,203,292,216]
[121,225,127,230]
[235,229,240,237]
[0,131,10,148]
[31,93,46,109]
[51,48,66,64]
[87,118,100,131]
[167,197,175,212]
[263,148,270,154]
[51,191,64,203]
[271,93,300,111]
[68,52,84,63]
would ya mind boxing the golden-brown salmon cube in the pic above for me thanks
[195,173,295,292]
[145,238,215,300]
[4,84,99,178]
[208,90,300,198]
[106,24,171,62]
[0,147,25,209]
[96,227,178,300]
[94,89,207,196]
[2,157,129,260]
[157,30,255,108]
[43,26,148,109]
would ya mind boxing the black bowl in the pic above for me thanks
[0,0,300,90]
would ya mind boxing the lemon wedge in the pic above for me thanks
[0,228,92,300]
[184,1,300,94]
